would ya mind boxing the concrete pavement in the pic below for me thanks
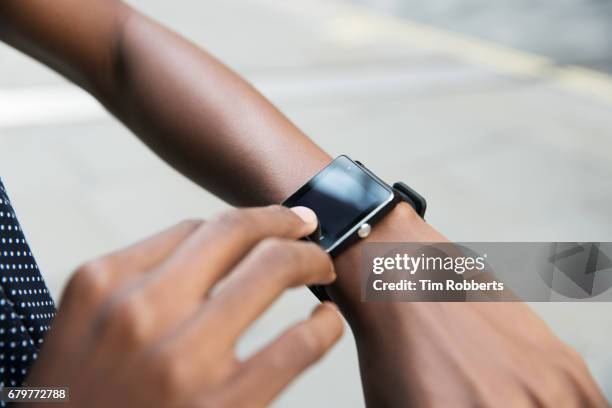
[352,0,612,73]
[1,0,612,405]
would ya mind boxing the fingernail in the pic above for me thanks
[290,206,318,231]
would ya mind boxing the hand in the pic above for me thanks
[358,302,607,407]
[25,205,343,407]
[329,203,607,407]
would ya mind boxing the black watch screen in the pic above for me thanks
[282,156,394,252]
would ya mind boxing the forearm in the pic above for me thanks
[0,0,123,94]
[109,10,330,204]
[0,0,330,205]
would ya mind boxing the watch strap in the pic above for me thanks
[393,182,427,219]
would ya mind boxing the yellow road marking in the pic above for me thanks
[314,1,612,105]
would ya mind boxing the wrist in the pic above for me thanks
[327,202,447,332]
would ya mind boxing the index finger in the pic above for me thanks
[139,205,319,315]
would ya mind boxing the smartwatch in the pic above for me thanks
[282,155,426,301]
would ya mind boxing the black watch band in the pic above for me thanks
[392,182,427,218]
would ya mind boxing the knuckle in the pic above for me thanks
[548,343,589,378]
[254,240,333,286]
[561,345,588,370]
[302,242,334,279]
[178,218,204,231]
[64,259,112,305]
[293,324,327,362]
[195,390,238,408]
[153,350,188,397]
[255,238,302,280]
[208,209,259,250]
[264,204,293,220]
[211,208,253,234]
[257,237,293,259]
[265,204,306,233]
[281,242,332,285]
[522,367,568,407]
[533,366,563,390]
[101,297,149,346]
[212,399,235,408]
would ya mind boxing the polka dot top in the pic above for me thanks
[0,179,56,393]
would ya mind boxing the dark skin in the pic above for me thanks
[1,1,607,406]
[24,206,345,407]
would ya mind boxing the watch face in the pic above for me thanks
[282,156,394,252]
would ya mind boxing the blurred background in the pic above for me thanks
[1,0,611,405]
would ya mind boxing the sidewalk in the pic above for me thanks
[1,0,612,405]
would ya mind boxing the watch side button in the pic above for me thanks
[358,223,372,238]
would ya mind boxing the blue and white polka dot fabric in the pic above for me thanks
[0,179,55,399]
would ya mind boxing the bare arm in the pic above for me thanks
[0,0,329,205]
[0,1,606,406]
